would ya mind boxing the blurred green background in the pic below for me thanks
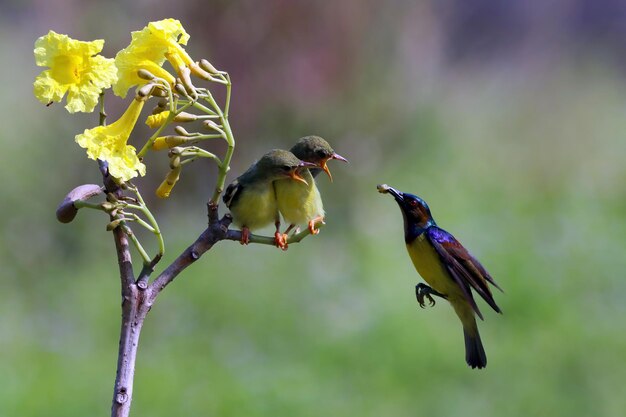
[2,1,626,416]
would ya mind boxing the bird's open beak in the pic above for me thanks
[290,170,308,185]
[320,153,348,182]
[290,161,316,185]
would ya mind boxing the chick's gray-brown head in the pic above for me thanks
[290,136,348,181]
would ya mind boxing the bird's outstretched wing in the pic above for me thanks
[427,227,502,320]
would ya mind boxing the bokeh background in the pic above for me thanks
[2,1,626,416]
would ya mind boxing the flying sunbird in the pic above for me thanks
[378,184,502,369]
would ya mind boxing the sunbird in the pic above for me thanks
[223,149,314,248]
[274,136,348,239]
[378,184,502,369]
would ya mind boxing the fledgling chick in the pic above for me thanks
[223,150,313,248]
[274,136,348,239]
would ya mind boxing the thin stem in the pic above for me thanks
[119,212,157,233]
[223,73,231,118]
[127,187,165,258]
[182,133,224,141]
[73,201,105,211]
[180,146,223,166]
[191,100,219,117]
[120,224,151,265]
[210,122,235,204]
[99,92,107,126]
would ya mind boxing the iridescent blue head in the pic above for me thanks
[379,184,436,242]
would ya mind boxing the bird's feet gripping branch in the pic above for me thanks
[274,230,288,250]
[415,283,447,308]
[308,216,325,235]
[240,226,250,245]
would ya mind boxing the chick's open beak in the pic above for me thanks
[290,161,316,185]
[290,169,309,185]
[320,153,348,182]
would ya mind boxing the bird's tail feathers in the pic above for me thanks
[463,326,486,369]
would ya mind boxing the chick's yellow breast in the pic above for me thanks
[230,183,277,230]
[275,174,324,226]
[406,233,463,300]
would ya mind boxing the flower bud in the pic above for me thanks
[137,69,156,81]
[174,82,187,96]
[190,62,212,81]
[56,184,103,223]
[169,147,183,156]
[174,126,190,136]
[100,202,115,211]
[156,166,182,199]
[136,83,156,99]
[151,106,167,115]
[169,155,181,169]
[202,120,222,131]
[173,112,197,122]
[199,59,219,75]
[106,219,124,231]
[151,136,188,151]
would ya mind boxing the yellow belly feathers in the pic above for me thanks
[406,233,464,301]
[229,183,277,230]
[275,171,324,226]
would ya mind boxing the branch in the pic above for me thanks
[147,203,229,298]
[112,227,135,291]
[225,224,324,246]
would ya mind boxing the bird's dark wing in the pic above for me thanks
[427,227,502,319]
[223,179,242,208]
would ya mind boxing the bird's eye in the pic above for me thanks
[281,165,292,171]
[315,150,327,159]
[408,199,418,207]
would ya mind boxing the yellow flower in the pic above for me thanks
[145,110,197,128]
[113,19,195,98]
[145,111,171,128]
[155,166,182,198]
[33,31,117,113]
[75,98,146,182]
[151,135,187,151]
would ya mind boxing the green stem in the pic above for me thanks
[223,73,231,118]
[210,116,235,204]
[99,92,107,126]
[128,188,165,258]
[120,224,151,264]
[186,133,224,141]
[120,212,157,234]
[74,201,105,211]
[191,100,219,117]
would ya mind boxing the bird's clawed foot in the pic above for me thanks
[308,216,325,235]
[274,231,289,251]
[415,283,447,308]
[240,227,250,245]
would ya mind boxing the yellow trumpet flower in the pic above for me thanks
[33,31,117,113]
[75,98,147,182]
[113,19,196,98]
